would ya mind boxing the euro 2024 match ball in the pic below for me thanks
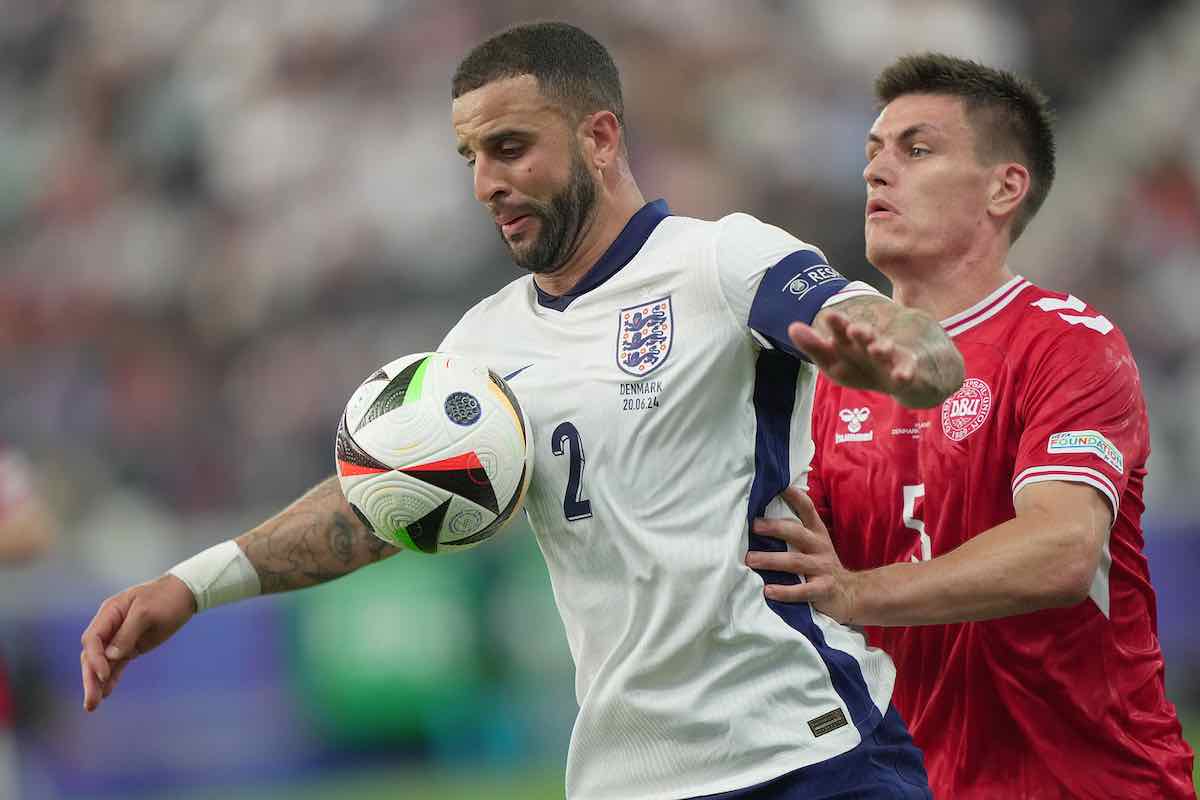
[334,352,532,554]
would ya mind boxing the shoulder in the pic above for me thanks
[1004,283,1143,404]
[444,274,533,339]
[637,212,714,256]
[713,211,825,256]
[1012,283,1134,362]
[468,274,533,317]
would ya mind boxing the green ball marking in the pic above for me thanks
[391,526,430,554]
[402,356,430,406]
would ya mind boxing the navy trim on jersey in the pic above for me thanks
[689,705,929,799]
[748,251,849,360]
[535,199,671,311]
[747,350,882,739]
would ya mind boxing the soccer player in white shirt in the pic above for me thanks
[80,22,963,800]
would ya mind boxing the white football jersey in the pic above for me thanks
[439,200,894,800]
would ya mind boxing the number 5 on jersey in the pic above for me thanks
[903,483,930,562]
[552,422,593,521]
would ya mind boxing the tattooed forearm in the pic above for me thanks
[235,476,400,594]
[829,296,964,407]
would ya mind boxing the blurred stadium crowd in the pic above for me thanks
[0,1,1198,795]
[2,0,1196,522]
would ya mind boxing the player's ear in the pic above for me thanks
[578,110,621,174]
[988,162,1030,224]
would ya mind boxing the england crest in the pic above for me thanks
[617,296,673,377]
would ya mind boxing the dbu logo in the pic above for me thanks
[949,398,981,418]
[941,378,992,442]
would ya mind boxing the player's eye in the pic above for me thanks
[498,142,524,159]
[909,145,930,158]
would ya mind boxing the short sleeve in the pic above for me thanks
[1011,329,1148,525]
[714,213,864,359]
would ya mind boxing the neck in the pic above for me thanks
[534,167,646,297]
[881,236,1015,321]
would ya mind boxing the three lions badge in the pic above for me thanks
[617,296,673,377]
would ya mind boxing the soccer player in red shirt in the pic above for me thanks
[747,54,1196,799]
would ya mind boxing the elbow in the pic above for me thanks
[1043,571,1093,609]
[1039,526,1103,608]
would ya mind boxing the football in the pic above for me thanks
[334,352,532,554]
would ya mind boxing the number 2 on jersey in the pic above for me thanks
[552,422,593,521]
[903,483,931,562]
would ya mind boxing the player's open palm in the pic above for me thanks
[746,487,859,625]
[788,310,917,399]
[80,574,195,712]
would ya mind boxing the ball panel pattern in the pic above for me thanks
[396,496,452,553]
[334,352,533,553]
[355,355,431,433]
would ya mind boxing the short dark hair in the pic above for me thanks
[452,22,625,131]
[875,52,1056,241]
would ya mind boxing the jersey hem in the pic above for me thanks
[572,728,868,800]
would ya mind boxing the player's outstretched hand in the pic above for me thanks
[80,574,195,712]
[745,487,859,625]
[789,311,917,399]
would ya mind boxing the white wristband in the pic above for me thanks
[167,540,261,612]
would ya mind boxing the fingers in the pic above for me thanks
[865,333,895,362]
[887,347,917,384]
[81,604,119,668]
[779,487,827,535]
[81,600,126,712]
[745,547,821,577]
[787,322,834,364]
[764,576,833,604]
[823,311,858,352]
[81,650,102,712]
[791,314,896,376]
[80,590,152,711]
[105,607,150,665]
[104,658,131,699]
[865,335,919,386]
[845,319,880,349]
[751,516,824,552]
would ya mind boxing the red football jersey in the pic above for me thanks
[807,277,1195,799]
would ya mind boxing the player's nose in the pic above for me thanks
[473,157,509,205]
[868,160,888,189]
[863,158,890,188]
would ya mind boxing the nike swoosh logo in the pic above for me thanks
[502,363,534,381]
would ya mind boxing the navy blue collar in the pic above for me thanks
[534,199,671,311]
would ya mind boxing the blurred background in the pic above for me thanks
[0,0,1198,797]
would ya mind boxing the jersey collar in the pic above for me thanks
[534,199,671,311]
[940,274,1032,338]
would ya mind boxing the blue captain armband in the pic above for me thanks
[748,250,849,360]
